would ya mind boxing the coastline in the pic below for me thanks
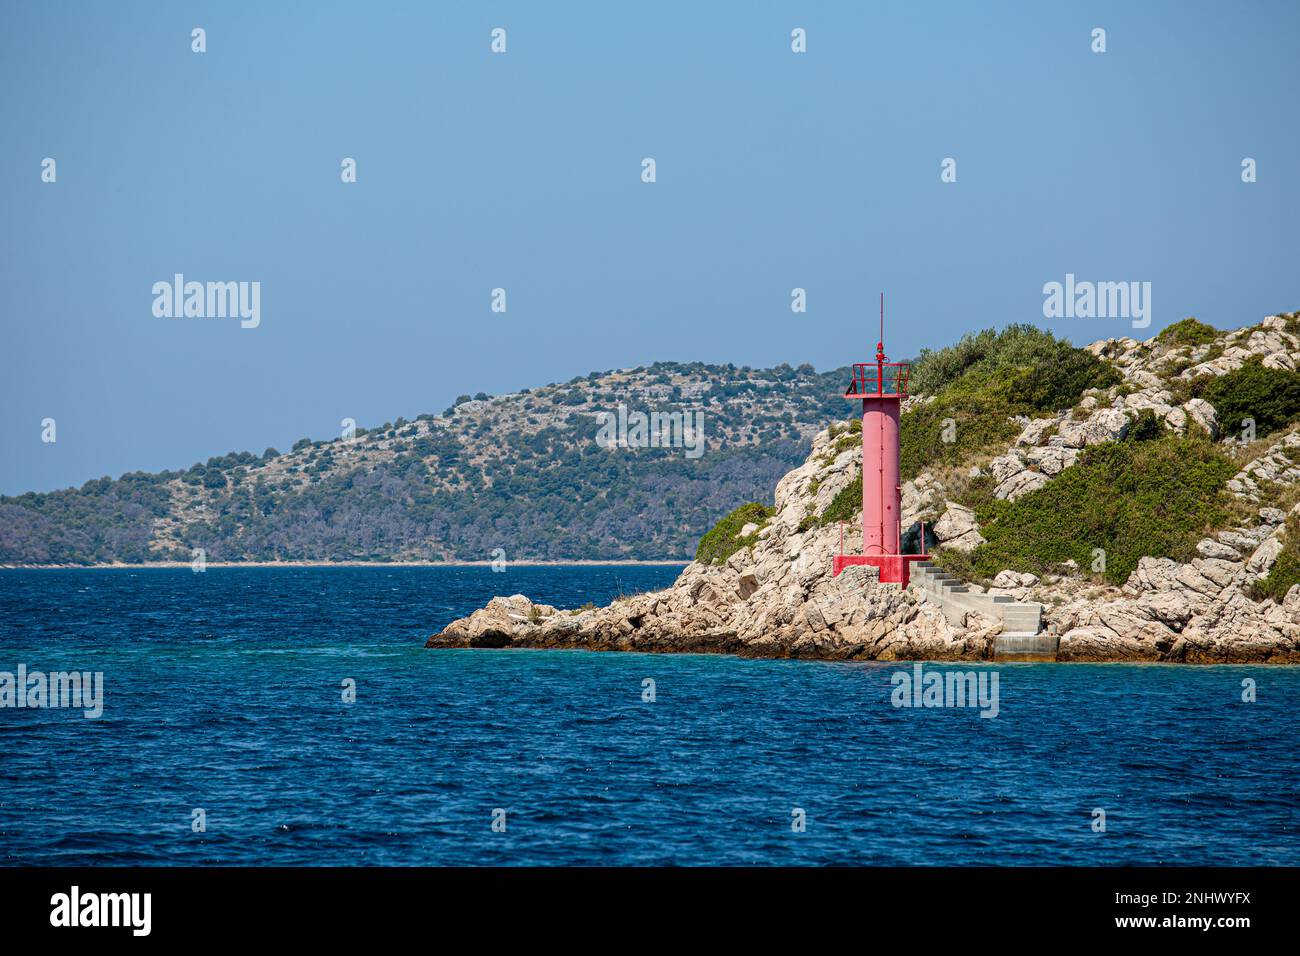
[427,389,1300,667]
[426,589,1300,665]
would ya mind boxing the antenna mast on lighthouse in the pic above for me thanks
[877,293,885,362]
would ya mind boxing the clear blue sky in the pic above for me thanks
[2,1,1297,494]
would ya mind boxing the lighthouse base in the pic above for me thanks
[832,553,929,586]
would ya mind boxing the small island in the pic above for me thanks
[430,313,1300,664]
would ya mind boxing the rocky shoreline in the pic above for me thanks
[428,318,1300,665]
[424,546,1300,665]
[427,477,1300,664]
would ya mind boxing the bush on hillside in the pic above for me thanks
[900,382,1023,477]
[909,324,1117,407]
[901,326,1119,478]
[1125,408,1164,442]
[1197,361,1300,438]
[695,502,773,565]
[968,435,1237,585]
[1158,317,1219,347]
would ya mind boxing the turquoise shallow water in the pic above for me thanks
[0,566,1296,865]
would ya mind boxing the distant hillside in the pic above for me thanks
[0,362,855,564]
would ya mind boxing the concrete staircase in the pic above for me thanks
[910,561,1058,660]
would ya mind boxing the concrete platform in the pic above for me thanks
[909,561,1057,661]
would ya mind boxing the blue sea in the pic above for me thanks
[0,566,1296,866]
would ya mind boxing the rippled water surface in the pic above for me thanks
[1,567,1296,865]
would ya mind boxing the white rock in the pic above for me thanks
[1026,445,1077,476]
[1016,417,1061,447]
[1163,406,1188,432]
[1260,507,1286,526]
[1057,408,1131,448]
[995,469,1050,500]
[992,570,1021,589]
[1196,538,1242,561]
[933,502,986,552]
[1182,398,1219,439]
[1248,536,1284,575]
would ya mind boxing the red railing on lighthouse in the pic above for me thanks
[844,361,911,398]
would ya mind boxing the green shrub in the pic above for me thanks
[900,379,1023,478]
[1125,408,1164,442]
[1158,317,1219,347]
[910,324,1117,406]
[930,545,980,582]
[695,502,773,565]
[1198,361,1300,438]
[968,436,1236,585]
[900,327,1118,478]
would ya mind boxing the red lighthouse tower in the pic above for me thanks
[831,295,928,586]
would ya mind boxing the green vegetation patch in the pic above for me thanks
[1158,317,1220,348]
[901,326,1118,478]
[695,502,773,565]
[909,323,1118,402]
[968,435,1237,585]
[1197,360,1300,438]
[796,471,866,533]
[1125,408,1165,443]
[900,376,1024,478]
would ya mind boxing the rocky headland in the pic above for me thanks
[428,315,1300,664]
